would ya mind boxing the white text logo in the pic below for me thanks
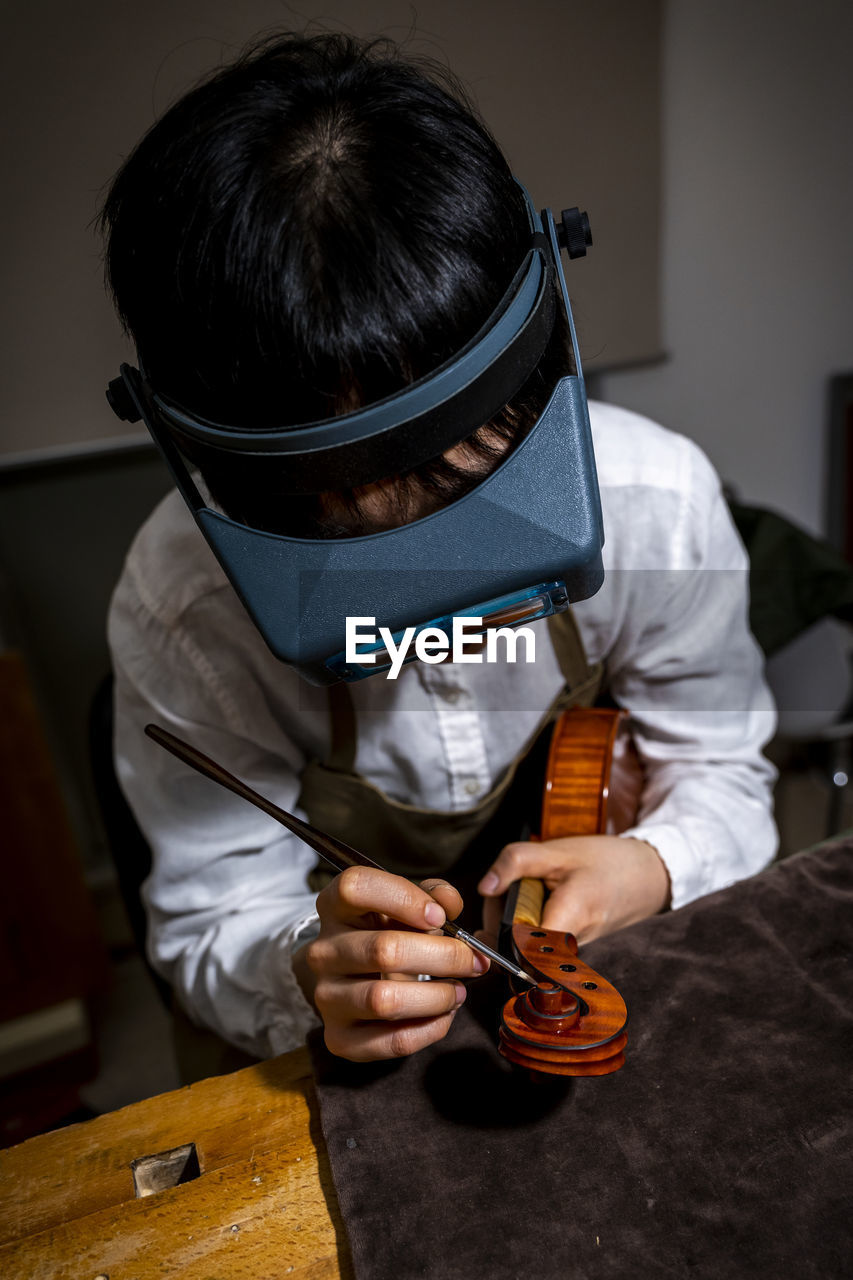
[345,616,536,680]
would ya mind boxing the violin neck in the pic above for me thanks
[511,877,545,927]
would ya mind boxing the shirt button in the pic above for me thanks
[463,779,480,797]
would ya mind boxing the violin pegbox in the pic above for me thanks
[498,919,627,1076]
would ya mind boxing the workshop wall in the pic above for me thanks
[1,0,662,462]
[599,0,853,537]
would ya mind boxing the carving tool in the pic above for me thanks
[145,723,537,986]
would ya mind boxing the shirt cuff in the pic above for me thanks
[266,911,323,1055]
[618,822,706,911]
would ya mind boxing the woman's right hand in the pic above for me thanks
[294,866,488,1062]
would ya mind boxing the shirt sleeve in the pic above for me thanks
[109,570,322,1059]
[602,438,778,908]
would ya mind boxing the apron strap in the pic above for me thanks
[546,610,604,705]
[327,681,359,773]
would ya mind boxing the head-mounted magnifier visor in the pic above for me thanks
[107,189,604,685]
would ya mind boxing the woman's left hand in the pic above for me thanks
[476,835,671,946]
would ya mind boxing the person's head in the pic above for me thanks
[101,32,568,535]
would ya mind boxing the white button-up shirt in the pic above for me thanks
[109,401,777,1057]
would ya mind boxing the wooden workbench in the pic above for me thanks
[0,1046,352,1279]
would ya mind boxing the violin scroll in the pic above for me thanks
[497,707,634,1078]
[498,920,627,1076]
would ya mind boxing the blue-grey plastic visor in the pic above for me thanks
[109,197,604,685]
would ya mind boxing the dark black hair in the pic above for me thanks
[100,32,567,536]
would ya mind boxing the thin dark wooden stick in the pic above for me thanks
[145,723,378,875]
[144,722,536,985]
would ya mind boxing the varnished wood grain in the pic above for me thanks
[0,1047,352,1279]
[540,706,624,840]
[502,707,632,1078]
[501,921,628,1077]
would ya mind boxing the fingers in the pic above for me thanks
[324,1011,460,1063]
[540,877,598,938]
[315,975,466,1023]
[309,932,478,1062]
[476,839,599,941]
[418,876,464,925]
[318,865,450,931]
[309,867,477,1063]
[307,926,487,979]
[477,840,580,898]
[475,835,672,952]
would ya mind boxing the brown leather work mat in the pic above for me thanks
[309,838,853,1279]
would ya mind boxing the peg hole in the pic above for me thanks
[539,946,554,953]
[582,981,598,990]
[559,964,576,972]
[530,931,546,937]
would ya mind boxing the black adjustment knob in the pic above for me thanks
[558,207,593,259]
[106,375,141,423]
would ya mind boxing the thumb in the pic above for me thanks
[477,840,567,897]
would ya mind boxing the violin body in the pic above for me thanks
[497,707,636,1077]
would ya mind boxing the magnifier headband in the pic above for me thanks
[143,202,556,493]
[106,190,603,686]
